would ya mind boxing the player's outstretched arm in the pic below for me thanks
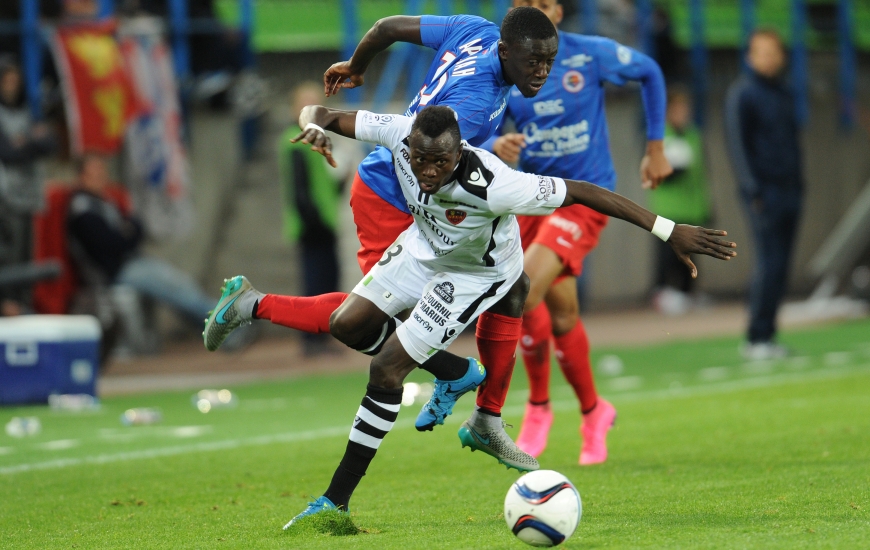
[562,179,736,278]
[289,105,359,167]
[324,16,423,97]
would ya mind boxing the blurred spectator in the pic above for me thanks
[0,58,57,310]
[67,153,255,352]
[649,86,710,315]
[279,82,343,356]
[725,29,803,360]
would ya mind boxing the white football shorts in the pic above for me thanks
[352,231,522,364]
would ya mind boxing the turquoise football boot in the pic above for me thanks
[415,358,486,431]
[283,496,347,530]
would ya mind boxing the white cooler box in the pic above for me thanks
[0,315,101,405]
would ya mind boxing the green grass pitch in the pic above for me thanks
[2,319,869,548]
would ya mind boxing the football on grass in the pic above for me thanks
[504,470,582,547]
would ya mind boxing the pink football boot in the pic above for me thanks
[579,399,617,465]
[515,402,554,458]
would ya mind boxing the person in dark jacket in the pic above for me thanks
[0,58,56,310]
[725,29,803,360]
[67,154,256,351]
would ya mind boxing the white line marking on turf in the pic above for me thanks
[698,367,730,381]
[2,364,869,476]
[38,440,79,451]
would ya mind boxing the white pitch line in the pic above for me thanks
[2,364,868,476]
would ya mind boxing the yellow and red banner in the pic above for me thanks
[51,19,139,154]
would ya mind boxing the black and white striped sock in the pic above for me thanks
[323,384,402,509]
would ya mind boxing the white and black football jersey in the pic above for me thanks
[354,111,567,273]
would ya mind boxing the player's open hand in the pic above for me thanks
[667,226,736,278]
[290,127,337,168]
[640,142,673,189]
[493,134,526,164]
[324,61,365,97]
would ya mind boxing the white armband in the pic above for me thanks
[651,215,675,242]
[303,122,326,135]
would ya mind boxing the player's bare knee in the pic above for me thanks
[491,273,530,318]
[369,358,404,389]
[329,310,365,347]
[550,310,578,336]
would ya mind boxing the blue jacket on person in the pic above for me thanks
[725,70,803,199]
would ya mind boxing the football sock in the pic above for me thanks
[520,302,553,405]
[323,384,402,510]
[474,311,523,414]
[420,352,472,381]
[553,317,598,414]
[254,292,348,334]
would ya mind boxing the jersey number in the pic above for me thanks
[419,52,456,106]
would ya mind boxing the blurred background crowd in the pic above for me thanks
[0,0,868,365]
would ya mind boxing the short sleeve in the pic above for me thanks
[420,14,486,50]
[487,163,567,216]
[354,111,414,151]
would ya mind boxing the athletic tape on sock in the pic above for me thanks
[651,216,676,242]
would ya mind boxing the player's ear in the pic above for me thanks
[554,4,564,25]
[497,40,508,61]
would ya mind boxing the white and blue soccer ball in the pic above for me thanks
[504,470,582,547]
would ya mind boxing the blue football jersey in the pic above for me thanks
[505,32,665,192]
[357,15,512,213]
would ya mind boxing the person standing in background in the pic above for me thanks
[0,58,56,312]
[278,83,343,356]
[725,29,803,360]
[650,86,710,315]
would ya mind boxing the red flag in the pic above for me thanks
[51,19,139,155]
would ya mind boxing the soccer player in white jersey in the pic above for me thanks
[280,104,736,526]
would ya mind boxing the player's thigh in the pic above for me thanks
[398,268,520,365]
[523,243,566,310]
[544,276,580,336]
[350,174,413,274]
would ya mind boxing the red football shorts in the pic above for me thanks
[517,204,609,280]
[350,172,413,275]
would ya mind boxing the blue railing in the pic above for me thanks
[0,0,255,121]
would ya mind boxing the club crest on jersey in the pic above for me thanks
[433,282,455,304]
[446,209,467,225]
[562,70,585,93]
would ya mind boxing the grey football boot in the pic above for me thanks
[202,275,261,351]
[458,409,540,472]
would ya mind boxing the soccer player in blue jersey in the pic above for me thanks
[487,0,673,465]
[205,8,560,470]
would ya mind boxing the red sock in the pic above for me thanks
[475,312,523,414]
[520,302,552,404]
[553,317,598,413]
[256,293,348,334]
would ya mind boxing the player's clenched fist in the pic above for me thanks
[323,61,366,97]
[667,226,736,278]
[492,133,526,164]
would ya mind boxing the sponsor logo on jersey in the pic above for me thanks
[556,236,573,248]
[523,120,591,156]
[533,99,565,116]
[433,281,455,304]
[489,97,507,121]
[562,70,585,93]
[536,176,556,201]
[561,53,593,68]
[362,113,394,126]
[468,168,488,187]
[446,209,467,225]
[617,44,632,65]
